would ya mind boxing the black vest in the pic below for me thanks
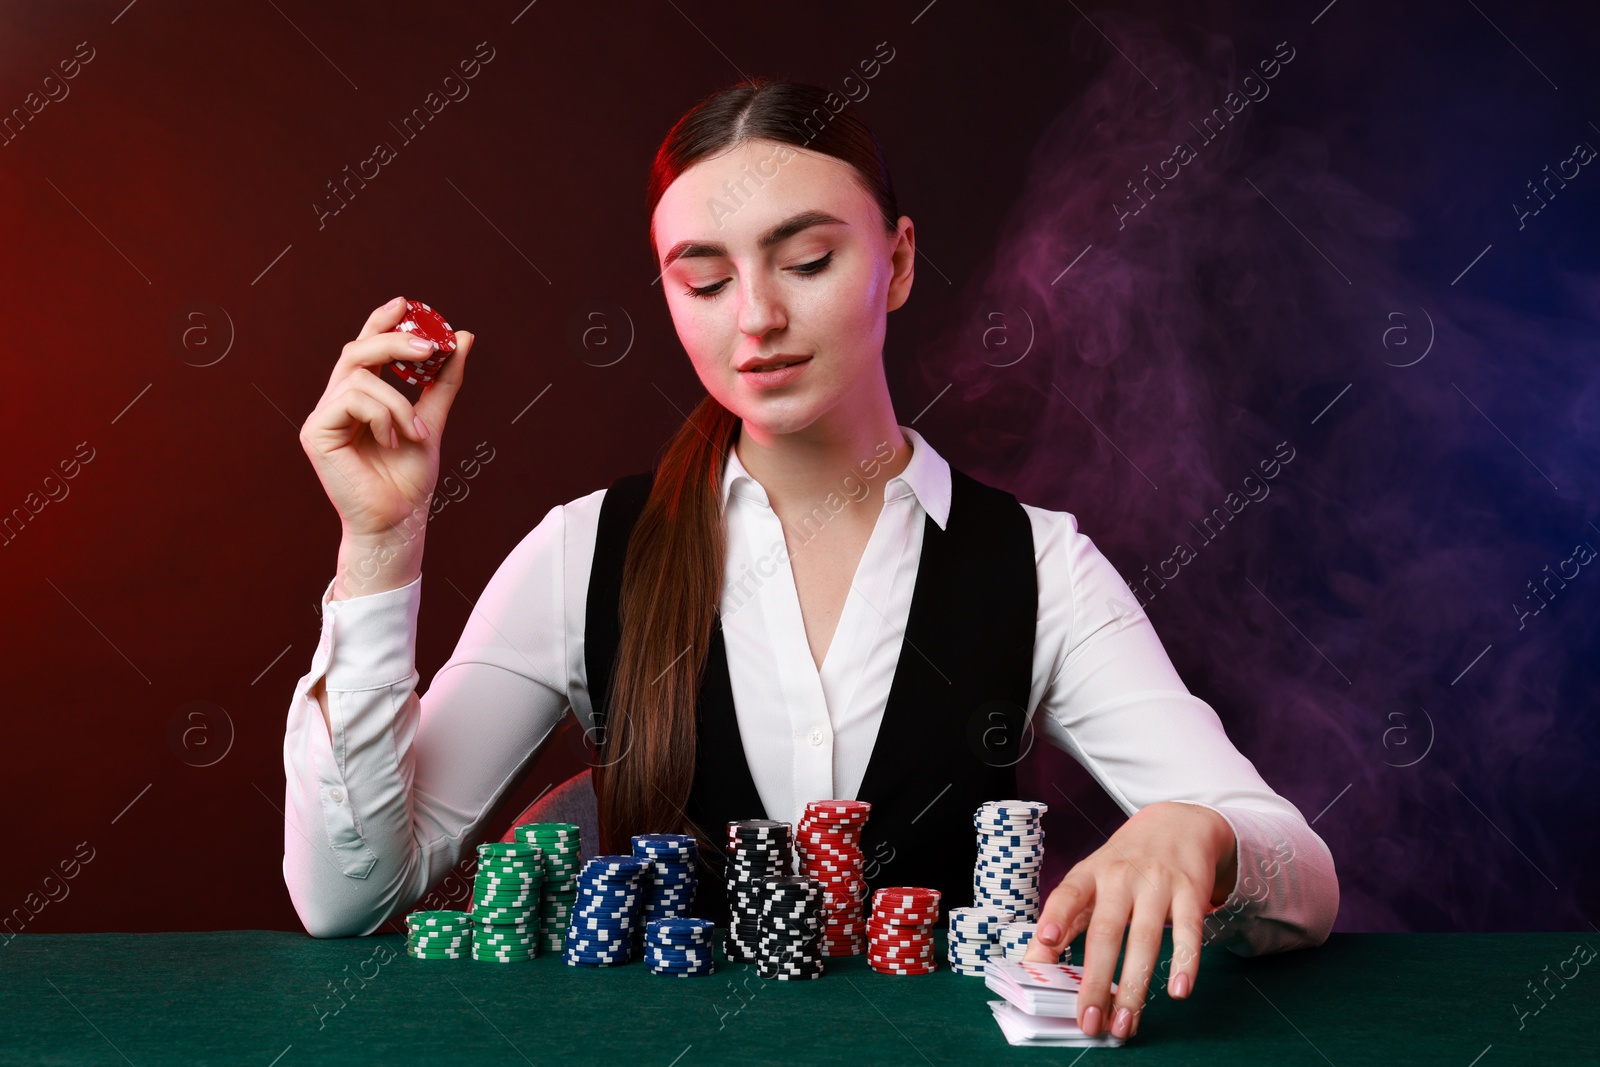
[584,464,1037,924]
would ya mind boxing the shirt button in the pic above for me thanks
[329,787,344,803]
[809,728,823,746]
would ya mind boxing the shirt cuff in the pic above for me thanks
[319,573,422,690]
[1181,801,1334,955]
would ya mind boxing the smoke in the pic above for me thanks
[920,11,1600,931]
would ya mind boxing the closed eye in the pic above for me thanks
[682,251,835,300]
[790,250,833,275]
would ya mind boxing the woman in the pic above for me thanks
[283,79,1338,1040]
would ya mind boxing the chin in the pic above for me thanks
[733,407,818,437]
[722,391,828,434]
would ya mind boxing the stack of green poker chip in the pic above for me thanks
[514,822,581,952]
[471,841,542,962]
[406,910,471,960]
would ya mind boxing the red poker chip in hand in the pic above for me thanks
[387,300,458,386]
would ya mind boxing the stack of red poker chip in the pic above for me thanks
[388,300,458,386]
[867,886,941,975]
[796,799,872,957]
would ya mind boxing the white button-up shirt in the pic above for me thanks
[282,425,1339,949]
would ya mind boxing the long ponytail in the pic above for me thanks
[596,396,738,855]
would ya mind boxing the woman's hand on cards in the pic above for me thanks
[1023,801,1238,1040]
[300,295,474,544]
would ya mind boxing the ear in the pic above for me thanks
[886,216,915,312]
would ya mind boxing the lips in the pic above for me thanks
[738,356,811,372]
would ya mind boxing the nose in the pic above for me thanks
[736,270,788,338]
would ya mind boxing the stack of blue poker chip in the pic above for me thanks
[630,834,699,951]
[561,855,646,967]
[643,917,717,977]
[945,906,1015,976]
[972,800,1047,923]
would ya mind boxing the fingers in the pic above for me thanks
[1108,888,1169,1039]
[331,387,400,451]
[1052,903,1093,961]
[1165,886,1207,1002]
[412,329,472,435]
[1024,869,1091,964]
[345,374,428,446]
[355,295,411,341]
[303,371,425,452]
[330,296,439,386]
[1075,882,1132,1038]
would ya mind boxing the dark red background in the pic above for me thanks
[0,0,1123,935]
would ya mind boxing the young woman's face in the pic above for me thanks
[652,139,913,436]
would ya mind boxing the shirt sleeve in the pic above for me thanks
[1022,503,1340,957]
[280,499,586,938]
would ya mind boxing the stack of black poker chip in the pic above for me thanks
[756,875,826,980]
[724,820,792,963]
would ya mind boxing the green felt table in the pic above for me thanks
[1,930,1592,1065]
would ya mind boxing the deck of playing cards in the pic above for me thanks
[984,958,1126,1048]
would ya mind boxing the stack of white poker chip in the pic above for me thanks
[945,906,1014,976]
[998,921,1068,963]
[971,800,1047,922]
[1000,922,1038,960]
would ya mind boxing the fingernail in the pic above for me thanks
[1173,971,1190,998]
[1112,1007,1132,1038]
[389,426,398,449]
[1038,921,1061,943]
[1081,1005,1102,1036]
[389,295,406,309]
[413,416,429,439]
[408,337,434,353]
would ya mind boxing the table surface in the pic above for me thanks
[2,929,1593,1065]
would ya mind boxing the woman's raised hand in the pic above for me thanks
[299,296,474,592]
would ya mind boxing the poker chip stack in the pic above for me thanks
[470,841,542,962]
[945,906,1015,976]
[644,917,717,977]
[561,854,646,967]
[795,799,872,957]
[514,822,581,954]
[972,800,1048,922]
[995,923,1056,964]
[994,921,1068,962]
[724,820,793,963]
[755,875,827,981]
[388,300,458,386]
[405,909,471,960]
[630,834,699,952]
[867,886,942,975]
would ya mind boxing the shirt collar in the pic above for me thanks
[719,424,952,531]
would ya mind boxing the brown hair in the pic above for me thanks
[595,78,901,855]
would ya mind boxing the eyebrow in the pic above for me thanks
[659,210,848,271]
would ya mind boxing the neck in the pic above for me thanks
[733,379,910,516]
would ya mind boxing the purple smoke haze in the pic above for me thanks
[909,9,1600,932]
